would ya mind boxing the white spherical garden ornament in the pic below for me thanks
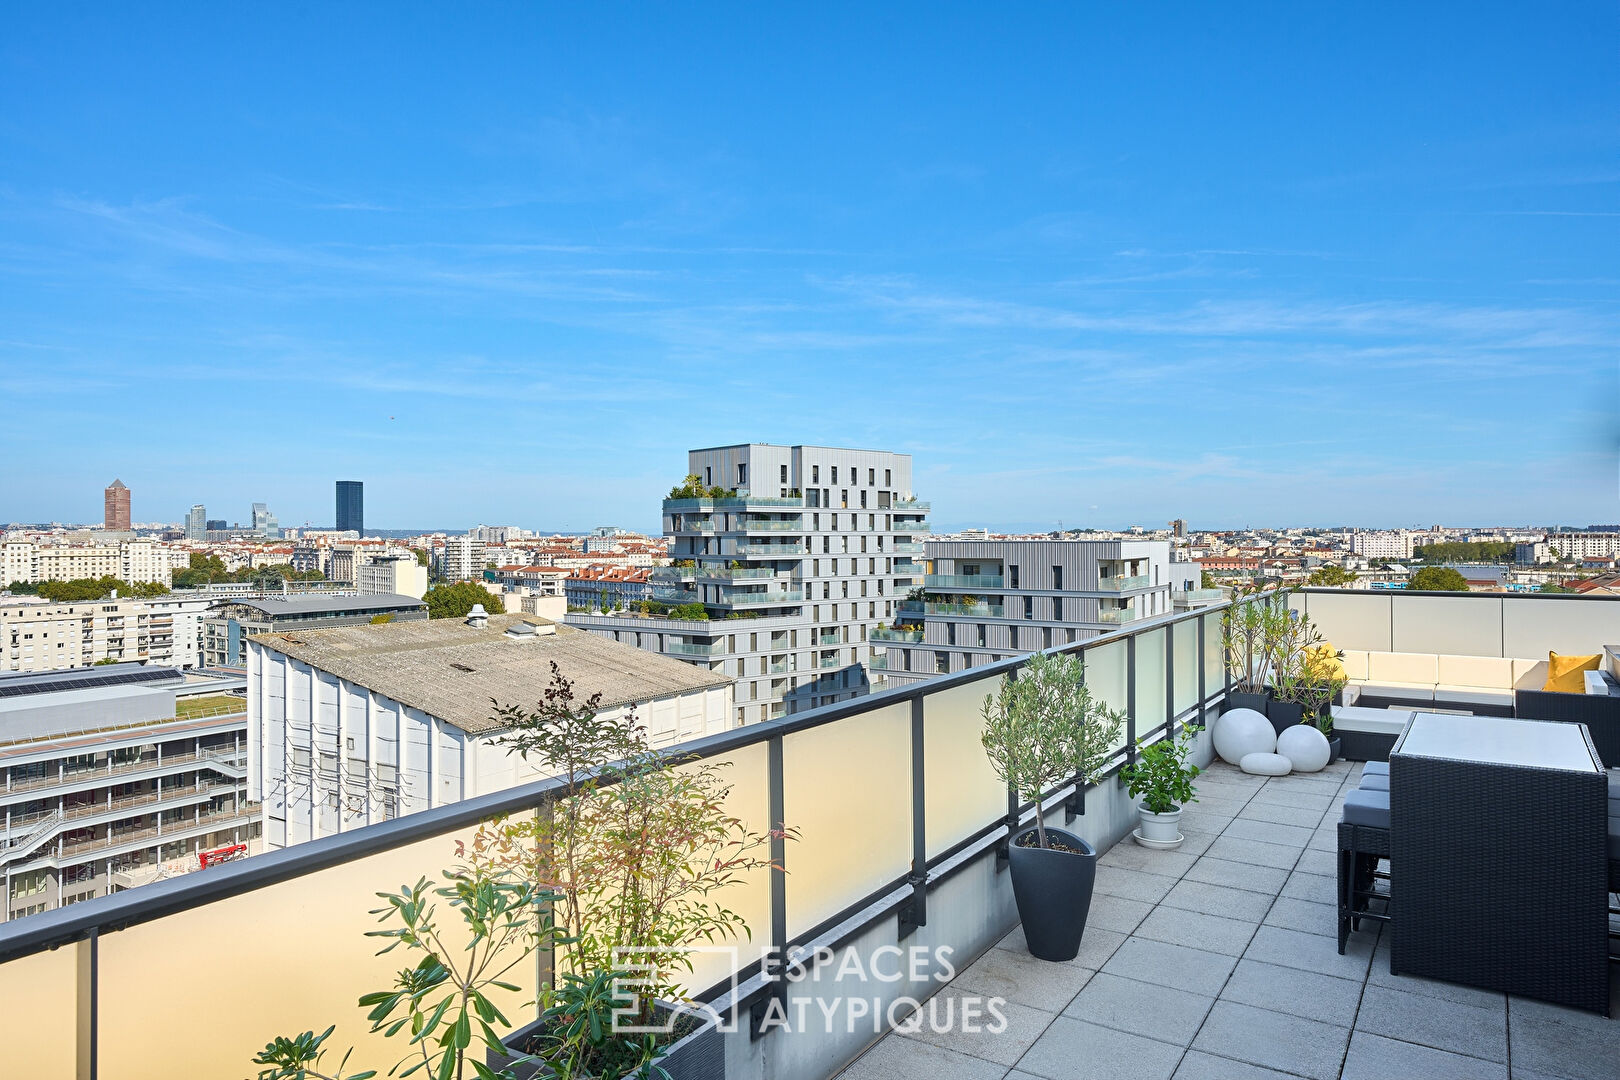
[1276,724,1332,773]
[1213,708,1275,766]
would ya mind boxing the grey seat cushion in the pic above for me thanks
[1343,789,1390,830]
[1361,761,1389,778]
[1359,772,1389,791]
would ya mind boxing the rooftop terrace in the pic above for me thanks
[838,759,1618,1080]
[0,589,1613,1080]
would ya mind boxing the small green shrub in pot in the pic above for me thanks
[1121,728,1200,846]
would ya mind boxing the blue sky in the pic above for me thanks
[2,5,1616,533]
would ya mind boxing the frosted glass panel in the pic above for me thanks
[100,816,538,1080]
[679,741,772,994]
[1134,629,1167,736]
[1173,617,1199,715]
[923,675,1007,859]
[783,702,911,937]
[1203,610,1226,697]
[0,945,76,1080]
[1080,639,1128,715]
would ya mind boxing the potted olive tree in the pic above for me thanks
[1121,727,1200,848]
[981,650,1123,963]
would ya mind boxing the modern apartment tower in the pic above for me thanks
[103,480,131,532]
[335,481,363,536]
[251,502,280,539]
[878,538,1174,686]
[567,444,929,725]
[185,504,207,541]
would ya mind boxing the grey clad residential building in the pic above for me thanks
[568,443,928,725]
[335,480,364,536]
[879,538,1174,685]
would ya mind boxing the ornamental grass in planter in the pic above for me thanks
[1221,596,1292,715]
[980,651,1123,962]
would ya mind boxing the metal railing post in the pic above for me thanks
[75,928,98,1080]
[1165,627,1176,738]
[899,697,928,936]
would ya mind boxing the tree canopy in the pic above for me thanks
[172,552,323,589]
[424,581,505,620]
[24,576,170,602]
[1408,566,1470,592]
[1412,541,1515,563]
[1306,565,1355,587]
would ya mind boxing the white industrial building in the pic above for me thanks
[246,611,735,848]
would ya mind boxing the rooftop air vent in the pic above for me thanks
[465,603,489,629]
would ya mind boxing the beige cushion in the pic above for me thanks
[1360,682,1436,702]
[1368,652,1439,686]
[1437,655,1514,690]
[1512,659,1548,689]
[1339,650,1370,681]
[1435,686,1514,706]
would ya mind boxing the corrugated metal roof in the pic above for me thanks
[223,593,426,617]
[249,614,731,735]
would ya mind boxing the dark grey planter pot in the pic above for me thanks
[1266,699,1305,735]
[489,999,723,1080]
[1007,825,1097,962]
[1328,736,1343,764]
[1223,690,1270,715]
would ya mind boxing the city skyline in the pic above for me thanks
[3,7,1616,529]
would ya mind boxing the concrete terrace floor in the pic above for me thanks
[837,759,1620,1080]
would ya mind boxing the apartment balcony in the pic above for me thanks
[1097,573,1152,591]
[663,494,805,512]
[817,654,841,669]
[892,542,925,556]
[1175,587,1227,603]
[740,518,805,532]
[718,588,805,607]
[891,498,930,511]
[650,585,698,604]
[696,565,781,581]
[663,641,725,657]
[1096,606,1139,624]
[870,626,924,643]
[737,542,808,557]
[925,573,1004,590]
[816,631,842,647]
[893,520,930,532]
[892,561,927,577]
[867,652,889,670]
[3,591,1613,1080]
[650,566,696,583]
[900,599,1007,618]
[678,518,718,533]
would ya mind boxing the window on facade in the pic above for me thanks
[1053,597,1064,621]
[1052,565,1063,590]
[885,468,892,486]
[831,466,838,483]
[1010,565,1020,588]
[860,490,867,509]
[780,464,788,483]
[977,624,987,647]
[737,464,747,486]
[1024,595,1034,619]
[840,490,848,508]
[935,652,949,674]
[868,468,876,485]
[812,465,820,483]
[946,623,955,645]
[1043,627,1052,650]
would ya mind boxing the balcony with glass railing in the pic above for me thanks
[1174,587,1227,602]
[740,517,804,532]
[891,541,925,556]
[1097,573,1151,591]
[662,640,724,657]
[6,591,1615,1080]
[1095,605,1139,624]
[924,573,1004,590]
[891,497,930,511]
[650,585,698,604]
[736,542,808,557]
[891,561,927,577]
[899,599,1006,618]
[718,588,805,607]
[892,519,929,532]
[870,626,924,643]
[662,494,805,512]
[696,565,780,581]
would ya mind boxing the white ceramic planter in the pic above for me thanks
[1133,806,1183,849]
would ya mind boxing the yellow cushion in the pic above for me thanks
[1543,652,1601,693]
[1303,643,1346,682]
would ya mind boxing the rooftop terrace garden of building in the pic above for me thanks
[1,588,1615,1080]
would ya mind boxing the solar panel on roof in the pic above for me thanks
[0,666,180,698]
